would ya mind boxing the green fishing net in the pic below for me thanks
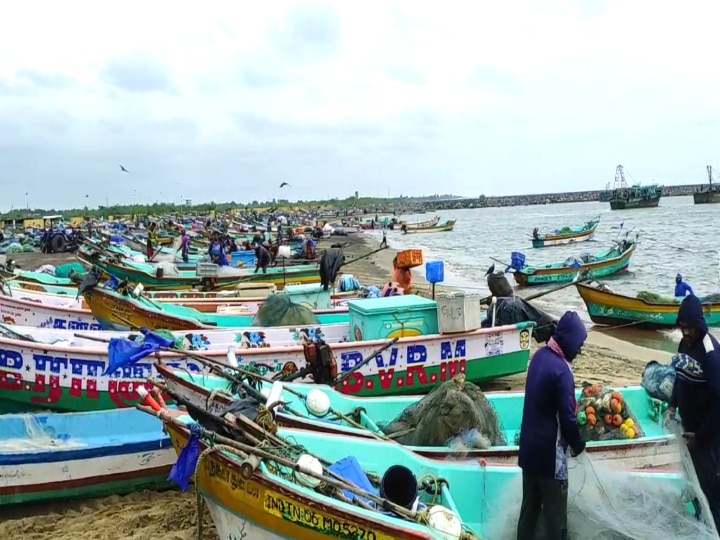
[637,291,680,304]
[251,294,320,327]
[377,374,506,449]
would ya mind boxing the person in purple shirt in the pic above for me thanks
[176,229,190,263]
[516,311,587,540]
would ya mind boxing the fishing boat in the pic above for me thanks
[508,239,637,286]
[77,253,320,290]
[608,165,662,210]
[575,282,720,329]
[3,279,354,316]
[156,411,707,540]
[531,216,600,248]
[159,364,678,469]
[0,286,103,329]
[401,219,456,235]
[0,408,175,504]
[693,165,720,204]
[399,216,441,229]
[0,301,533,410]
[82,284,349,330]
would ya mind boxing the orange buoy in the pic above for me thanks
[138,386,162,412]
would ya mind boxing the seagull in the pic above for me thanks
[119,165,129,173]
[279,182,290,188]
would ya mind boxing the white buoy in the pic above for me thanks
[226,346,239,368]
[306,389,331,417]
[427,505,462,540]
[265,381,284,416]
[133,283,144,297]
[295,454,323,488]
[259,387,271,400]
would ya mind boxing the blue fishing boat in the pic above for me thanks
[0,408,176,504]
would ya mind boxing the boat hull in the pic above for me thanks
[0,322,533,411]
[532,230,595,248]
[0,293,102,330]
[693,191,720,204]
[162,367,678,471]
[576,282,720,329]
[166,423,436,540]
[86,258,320,291]
[609,197,660,210]
[402,220,456,234]
[0,410,175,504]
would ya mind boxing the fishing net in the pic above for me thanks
[701,293,720,303]
[482,439,718,540]
[637,290,679,304]
[0,415,85,451]
[576,385,645,441]
[251,294,320,327]
[377,373,506,449]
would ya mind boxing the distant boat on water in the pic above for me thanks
[693,165,720,205]
[608,165,662,210]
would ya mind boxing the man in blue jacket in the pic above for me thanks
[675,273,695,298]
[669,294,720,530]
[516,311,587,540]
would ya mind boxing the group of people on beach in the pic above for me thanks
[516,295,720,539]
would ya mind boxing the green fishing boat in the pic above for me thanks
[78,252,320,290]
[508,239,637,287]
[608,165,662,210]
[531,216,600,248]
[160,364,678,469]
[576,282,720,329]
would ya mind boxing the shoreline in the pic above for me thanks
[330,232,671,391]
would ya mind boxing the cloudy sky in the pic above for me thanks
[0,0,718,211]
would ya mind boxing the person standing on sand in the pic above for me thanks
[380,226,388,247]
[146,222,158,259]
[516,311,587,540]
[668,294,720,531]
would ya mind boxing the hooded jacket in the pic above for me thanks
[675,274,694,298]
[518,311,587,479]
[671,295,720,447]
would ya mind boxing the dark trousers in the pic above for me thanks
[690,443,720,532]
[516,472,568,540]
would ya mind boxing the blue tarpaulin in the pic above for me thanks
[103,329,176,376]
[168,423,203,491]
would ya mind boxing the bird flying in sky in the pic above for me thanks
[119,165,129,173]
[279,182,290,188]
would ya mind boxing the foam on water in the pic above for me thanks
[0,415,86,452]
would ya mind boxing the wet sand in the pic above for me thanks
[0,233,671,538]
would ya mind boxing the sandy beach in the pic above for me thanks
[0,234,672,539]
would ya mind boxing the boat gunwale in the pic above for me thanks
[0,317,534,356]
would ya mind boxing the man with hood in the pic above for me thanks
[669,294,720,530]
[675,274,694,298]
[517,311,587,540]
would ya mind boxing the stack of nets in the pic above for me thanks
[637,290,680,304]
[576,384,645,441]
[252,294,320,327]
[378,373,506,449]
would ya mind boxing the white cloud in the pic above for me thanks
[1,0,719,210]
